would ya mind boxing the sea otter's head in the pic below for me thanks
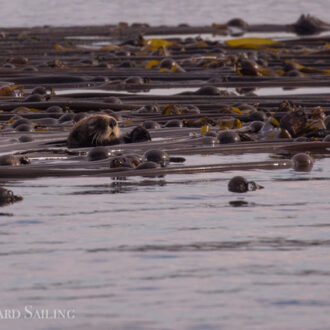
[67,114,120,148]
[85,115,119,145]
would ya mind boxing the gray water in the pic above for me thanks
[0,0,329,27]
[1,152,330,330]
[1,1,330,329]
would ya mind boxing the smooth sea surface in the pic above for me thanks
[1,1,330,329]
[0,0,329,27]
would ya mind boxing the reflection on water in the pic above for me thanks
[146,32,300,41]
[256,87,330,96]
[69,180,167,195]
[56,86,330,98]
[1,153,330,329]
[86,238,330,253]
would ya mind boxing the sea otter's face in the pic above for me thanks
[67,114,121,148]
[86,115,120,145]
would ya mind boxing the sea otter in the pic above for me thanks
[67,114,151,148]
[67,114,120,148]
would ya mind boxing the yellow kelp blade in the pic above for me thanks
[99,45,120,51]
[217,118,241,130]
[29,108,43,112]
[231,107,243,115]
[233,119,242,129]
[10,84,21,91]
[0,84,23,96]
[54,43,73,51]
[192,41,208,47]
[300,65,330,75]
[211,23,227,30]
[162,104,180,115]
[270,117,280,127]
[200,124,210,136]
[122,120,135,126]
[170,63,185,73]
[225,37,280,49]
[285,60,330,75]
[144,39,174,51]
[55,43,65,50]
[258,66,283,76]
[145,60,160,69]
[304,120,326,132]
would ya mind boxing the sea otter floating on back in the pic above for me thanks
[67,114,151,148]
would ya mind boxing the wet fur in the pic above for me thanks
[67,114,121,148]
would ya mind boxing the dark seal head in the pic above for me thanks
[123,126,151,143]
[0,155,30,166]
[109,156,136,169]
[238,59,261,76]
[67,114,120,148]
[143,120,161,129]
[0,187,23,206]
[194,85,220,96]
[228,176,264,193]
[87,146,110,161]
[218,130,240,144]
[0,155,20,166]
[227,18,249,30]
[144,149,169,167]
[136,161,160,170]
[292,14,325,35]
[291,153,313,172]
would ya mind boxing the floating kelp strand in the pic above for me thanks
[0,101,136,111]
[0,159,292,179]
[166,141,330,155]
[3,140,328,170]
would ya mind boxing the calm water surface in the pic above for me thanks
[1,152,330,329]
[0,0,329,27]
[1,1,330,329]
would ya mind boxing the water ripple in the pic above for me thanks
[86,238,330,253]
[0,220,43,227]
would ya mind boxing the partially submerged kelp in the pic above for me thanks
[0,15,330,194]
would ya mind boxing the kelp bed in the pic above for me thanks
[1,14,330,202]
